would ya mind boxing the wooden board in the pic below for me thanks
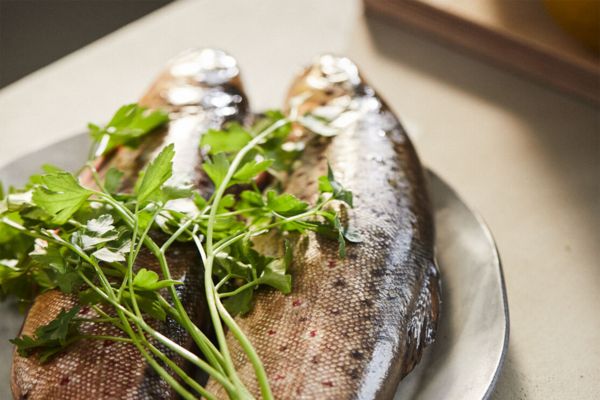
[364,0,600,104]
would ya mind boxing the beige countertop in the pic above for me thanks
[0,1,598,398]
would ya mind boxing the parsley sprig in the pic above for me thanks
[0,103,356,399]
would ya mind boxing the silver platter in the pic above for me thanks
[0,133,508,399]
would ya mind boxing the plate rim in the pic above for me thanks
[427,169,510,400]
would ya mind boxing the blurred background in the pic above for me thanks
[1,0,597,101]
[0,0,172,87]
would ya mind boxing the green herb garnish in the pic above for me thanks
[1,102,355,400]
[88,103,168,157]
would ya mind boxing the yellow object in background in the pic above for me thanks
[544,0,600,54]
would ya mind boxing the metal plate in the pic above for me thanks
[0,133,508,399]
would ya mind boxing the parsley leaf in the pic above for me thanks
[11,306,80,363]
[202,153,230,188]
[223,287,254,316]
[85,214,115,236]
[121,290,167,321]
[333,216,346,258]
[32,172,92,225]
[318,163,353,207]
[92,244,129,263]
[239,190,264,208]
[104,168,124,193]
[233,159,272,182]
[266,191,308,217]
[258,242,292,293]
[200,124,252,154]
[133,268,181,291]
[89,104,168,156]
[135,144,175,203]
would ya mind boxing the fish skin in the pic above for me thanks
[207,55,441,399]
[10,48,250,400]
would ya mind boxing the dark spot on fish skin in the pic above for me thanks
[312,355,320,364]
[327,259,337,268]
[324,88,335,96]
[103,340,114,347]
[268,329,276,336]
[292,299,302,307]
[371,209,384,217]
[274,374,285,381]
[322,381,334,387]
[20,393,29,400]
[333,277,346,288]
[372,267,385,277]
[60,376,70,386]
[279,345,288,352]
[351,350,364,360]
[361,298,374,308]
[80,306,90,315]
[348,252,358,260]
[309,330,317,337]
[348,368,361,380]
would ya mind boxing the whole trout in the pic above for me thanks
[209,55,441,399]
[11,48,250,400]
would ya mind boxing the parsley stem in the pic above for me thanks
[44,223,228,389]
[56,227,201,400]
[76,270,235,392]
[147,341,217,400]
[74,317,118,324]
[86,162,108,192]
[79,335,133,343]
[202,117,289,400]
[91,305,112,320]
[212,204,327,255]
[215,273,232,291]
[98,193,228,378]
[126,203,144,318]
[194,234,250,399]
[218,280,260,298]
[160,218,194,252]
[157,295,226,368]
[211,207,260,218]
[115,306,198,400]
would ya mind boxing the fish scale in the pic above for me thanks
[10,48,250,400]
[207,55,440,399]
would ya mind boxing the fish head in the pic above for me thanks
[286,54,363,116]
[141,48,247,119]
